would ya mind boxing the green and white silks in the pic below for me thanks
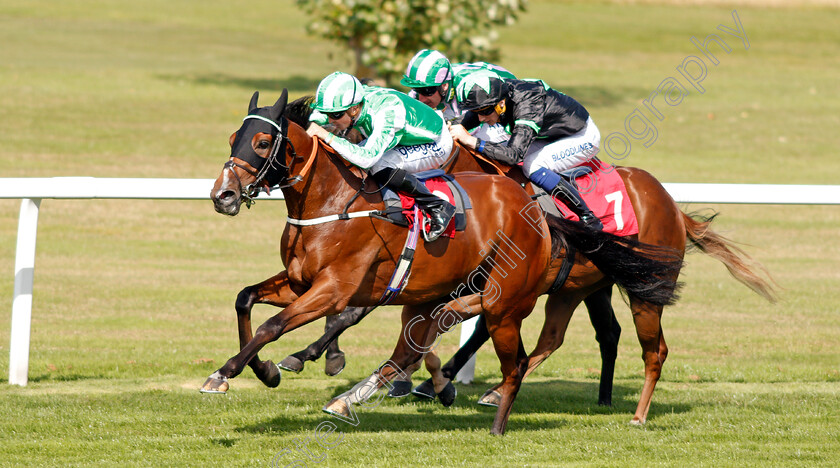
[326,86,452,173]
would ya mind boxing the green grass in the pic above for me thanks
[1,0,839,466]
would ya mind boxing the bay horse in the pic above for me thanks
[204,90,683,434]
[276,128,778,413]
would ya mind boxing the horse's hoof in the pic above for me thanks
[388,380,412,398]
[199,372,229,394]
[259,361,282,388]
[477,389,501,407]
[438,381,457,407]
[322,398,350,419]
[411,379,436,400]
[598,398,612,407]
[629,418,646,426]
[278,356,304,373]
[324,352,346,377]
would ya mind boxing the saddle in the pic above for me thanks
[378,169,471,239]
[531,159,639,237]
[373,169,472,305]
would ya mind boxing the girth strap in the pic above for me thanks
[376,205,422,306]
[286,210,381,226]
[547,244,577,294]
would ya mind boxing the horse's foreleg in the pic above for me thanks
[233,271,300,388]
[440,314,491,380]
[324,315,347,376]
[201,277,349,394]
[279,306,374,375]
[583,286,621,406]
[388,308,446,396]
[629,299,666,425]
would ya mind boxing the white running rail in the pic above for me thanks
[3,177,840,386]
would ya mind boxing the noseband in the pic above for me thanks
[224,114,299,208]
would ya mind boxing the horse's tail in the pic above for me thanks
[681,211,778,303]
[545,215,683,306]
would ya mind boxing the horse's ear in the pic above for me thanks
[248,91,260,114]
[269,89,288,122]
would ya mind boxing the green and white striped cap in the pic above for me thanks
[312,72,363,113]
[400,49,453,88]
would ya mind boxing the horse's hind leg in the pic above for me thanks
[232,271,300,388]
[629,299,666,425]
[478,292,580,407]
[402,295,487,403]
[584,286,621,406]
[414,305,490,400]
[323,302,441,417]
[484,310,531,435]
[419,350,456,406]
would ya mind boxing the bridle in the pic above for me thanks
[224,113,299,208]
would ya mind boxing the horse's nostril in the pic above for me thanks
[219,190,236,201]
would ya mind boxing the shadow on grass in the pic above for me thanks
[211,438,236,447]
[27,372,107,383]
[236,378,691,435]
[160,73,320,94]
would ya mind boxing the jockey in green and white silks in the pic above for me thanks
[306,71,456,242]
[400,49,515,144]
[450,74,604,230]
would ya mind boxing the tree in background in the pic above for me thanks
[295,0,526,85]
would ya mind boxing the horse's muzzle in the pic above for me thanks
[212,189,241,216]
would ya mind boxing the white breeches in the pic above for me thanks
[371,125,453,174]
[522,117,601,176]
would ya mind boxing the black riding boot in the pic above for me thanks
[550,177,604,230]
[372,167,456,242]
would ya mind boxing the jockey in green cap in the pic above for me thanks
[307,71,456,242]
[451,74,604,230]
[400,49,515,144]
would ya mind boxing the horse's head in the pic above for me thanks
[211,89,291,216]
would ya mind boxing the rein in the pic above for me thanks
[284,136,389,226]
[471,149,506,175]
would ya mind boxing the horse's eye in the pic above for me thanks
[257,140,271,150]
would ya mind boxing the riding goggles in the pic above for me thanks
[473,105,497,116]
[326,110,347,120]
[414,86,439,97]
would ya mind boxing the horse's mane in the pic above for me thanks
[285,95,315,129]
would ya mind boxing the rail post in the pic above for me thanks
[9,198,41,386]
[455,316,479,384]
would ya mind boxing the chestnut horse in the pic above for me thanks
[276,130,777,413]
[203,90,683,434]
[278,136,624,406]
[411,144,778,409]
